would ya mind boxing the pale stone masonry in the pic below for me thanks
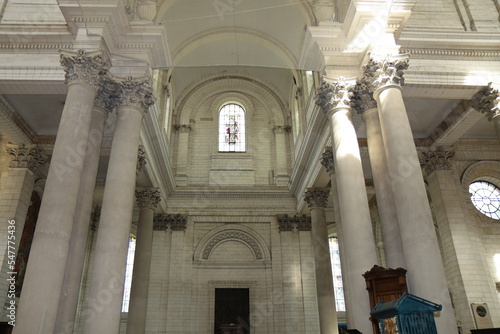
[0,1,499,334]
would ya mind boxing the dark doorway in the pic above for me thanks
[214,288,250,334]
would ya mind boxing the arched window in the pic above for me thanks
[469,181,500,220]
[218,104,246,152]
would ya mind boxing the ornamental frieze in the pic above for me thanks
[153,214,188,231]
[276,214,312,232]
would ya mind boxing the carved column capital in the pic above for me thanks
[315,77,355,114]
[304,187,330,208]
[115,76,156,113]
[320,146,335,174]
[272,125,291,134]
[60,49,110,89]
[350,79,378,114]
[94,78,121,112]
[419,148,454,175]
[173,124,192,132]
[471,82,500,122]
[362,53,409,92]
[135,188,161,210]
[276,214,312,232]
[136,145,147,175]
[153,214,188,231]
[6,144,48,173]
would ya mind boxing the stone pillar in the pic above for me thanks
[55,89,112,334]
[366,53,457,332]
[0,145,47,318]
[304,187,338,334]
[316,78,377,334]
[352,83,406,269]
[471,82,500,141]
[13,50,108,334]
[320,147,352,327]
[83,77,155,334]
[126,188,161,334]
[273,125,290,186]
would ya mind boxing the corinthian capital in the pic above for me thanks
[135,188,161,209]
[304,187,330,208]
[471,83,500,122]
[115,76,156,112]
[350,79,377,114]
[276,214,312,232]
[136,145,147,175]
[153,214,188,231]
[315,77,355,114]
[60,49,110,89]
[362,53,409,91]
[419,148,454,175]
[94,78,121,112]
[6,144,48,173]
[320,147,335,174]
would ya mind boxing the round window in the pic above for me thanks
[469,181,500,220]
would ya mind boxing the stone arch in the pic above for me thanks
[461,160,500,191]
[194,225,270,262]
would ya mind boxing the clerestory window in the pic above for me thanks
[218,103,246,153]
[469,181,500,220]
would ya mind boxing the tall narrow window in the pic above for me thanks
[122,237,136,312]
[218,104,246,152]
[329,236,346,312]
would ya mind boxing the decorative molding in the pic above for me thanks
[59,49,110,89]
[272,125,292,134]
[201,229,263,260]
[94,78,121,112]
[295,86,302,100]
[400,48,500,59]
[362,53,409,91]
[320,146,335,174]
[419,148,454,175]
[350,79,377,114]
[115,76,156,113]
[173,124,192,132]
[304,187,330,208]
[153,214,188,231]
[471,82,500,122]
[6,144,48,173]
[90,207,101,231]
[276,214,312,232]
[135,188,161,209]
[136,145,147,175]
[315,77,355,113]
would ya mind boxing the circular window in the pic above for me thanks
[469,181,500,220]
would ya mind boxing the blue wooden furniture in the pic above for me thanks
[370,292,442,334]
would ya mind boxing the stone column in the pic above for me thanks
[0,145,47,317]
[316,78,377,334]
[320,147,352,327]
[304,187,338,334]
[471,82,500,141]
[367,53,457,332]
[273,125,290,186]
[126,188,161,334]
[55,88,113,334]
[13,50,109,334]
[83,77,155,334]
[352,83,406,269]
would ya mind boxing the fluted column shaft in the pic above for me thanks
[126,189,161,334]
[361,108,405,268]
[55,102,108,334]
[83,77,155,334]
[320,148,352,327]
[316,78,377,334]
[369,54,456,332]
[305,187,338,334]
[13,50,108,334]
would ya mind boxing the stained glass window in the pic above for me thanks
[329,236,346,312]
[469,181,500,220]
[218,104,245,152]
[121,237,136,312]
